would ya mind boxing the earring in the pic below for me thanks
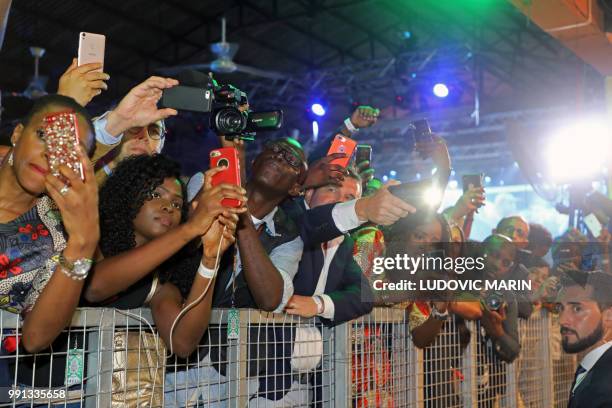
[7,151,13,166]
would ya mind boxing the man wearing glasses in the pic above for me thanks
[91,76,178,185]
[164,138,308,407]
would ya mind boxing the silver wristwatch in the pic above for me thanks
[58,254,92,280]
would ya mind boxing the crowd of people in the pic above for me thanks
[0,57,611,408]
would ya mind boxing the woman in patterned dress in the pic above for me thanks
[0,94,98,352]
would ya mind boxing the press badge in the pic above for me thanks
[227,308,240,340]
[65,339,84,386]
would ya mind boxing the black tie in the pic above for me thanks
[567,365,587,407]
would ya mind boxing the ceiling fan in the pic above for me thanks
[157,17,287,80]
[21,46,48,99]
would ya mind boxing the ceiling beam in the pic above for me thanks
[295,0,400,56]
[239,0,362,62]
[10,2,170,66]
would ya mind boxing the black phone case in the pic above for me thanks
[160,86,213,113]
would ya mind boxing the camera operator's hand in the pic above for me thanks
[186,167,247,238]
[303,154,347,189]
[58,58,109,107]
[355,180,416,226]
[480,307,506,339]
[351,106,380,129]
[105,76,179,137]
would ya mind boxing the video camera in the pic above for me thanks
[160,71,283,140]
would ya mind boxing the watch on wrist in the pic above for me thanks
[431,304,449,321]
[312,296,324,315]
[58,254,93,281]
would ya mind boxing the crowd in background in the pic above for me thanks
[0,57,611,408]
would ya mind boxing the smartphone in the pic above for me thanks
[387,178,434,213]
[161,85,213,113]
[43,111,84,180]
[462,173,484,192]
[77,32,105,69]
[412,119,433,144]
[584,213,603,237]
[327,134,357,168]
[209,147,242,208]
[355,144,372,166]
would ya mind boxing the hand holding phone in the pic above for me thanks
[43,111,84,180]
[327,134,357,168]
[355,144,372,166]
[412,119,433,144]
[210,147,242,208]
[462,173,484,192]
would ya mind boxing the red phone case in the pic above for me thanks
[43,111,84,180]
[210,147,242,208]
[327,134,357,168]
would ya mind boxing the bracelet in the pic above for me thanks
[103,164,113,176]
[344,118,359,134]
[56,254,92,281]
[197,262,217,279]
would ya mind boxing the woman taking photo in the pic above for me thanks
[0,94,99,353]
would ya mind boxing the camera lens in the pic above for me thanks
[213,107,246,135]
[218,158,229,168]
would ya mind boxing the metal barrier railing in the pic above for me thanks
[0,307,574,407]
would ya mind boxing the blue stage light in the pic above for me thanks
[433,83,449,98]
[311,103,326,117]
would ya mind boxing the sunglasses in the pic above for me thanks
[265,142,305,170]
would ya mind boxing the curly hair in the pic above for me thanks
[98,154,188,257]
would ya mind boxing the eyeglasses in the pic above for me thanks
[126,124,166,141]
[265,142,305,170]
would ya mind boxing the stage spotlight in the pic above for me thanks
[433,83,449,98]
[389,170,397,177]
[382,175,389,182]
[546,119,611,183]
[485,176,492,184]
[312,120,319,142]
[311,103,326,117]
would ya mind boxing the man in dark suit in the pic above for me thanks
[286,165,374,324]
[249,166,374,407]
[558,270,612,408]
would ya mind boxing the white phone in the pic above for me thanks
[77,32,105,69]
[584,213,603,237]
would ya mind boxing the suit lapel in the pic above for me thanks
[323,238,347,293]
[570,346,612,407]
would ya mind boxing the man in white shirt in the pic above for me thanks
[557,270,612,408]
